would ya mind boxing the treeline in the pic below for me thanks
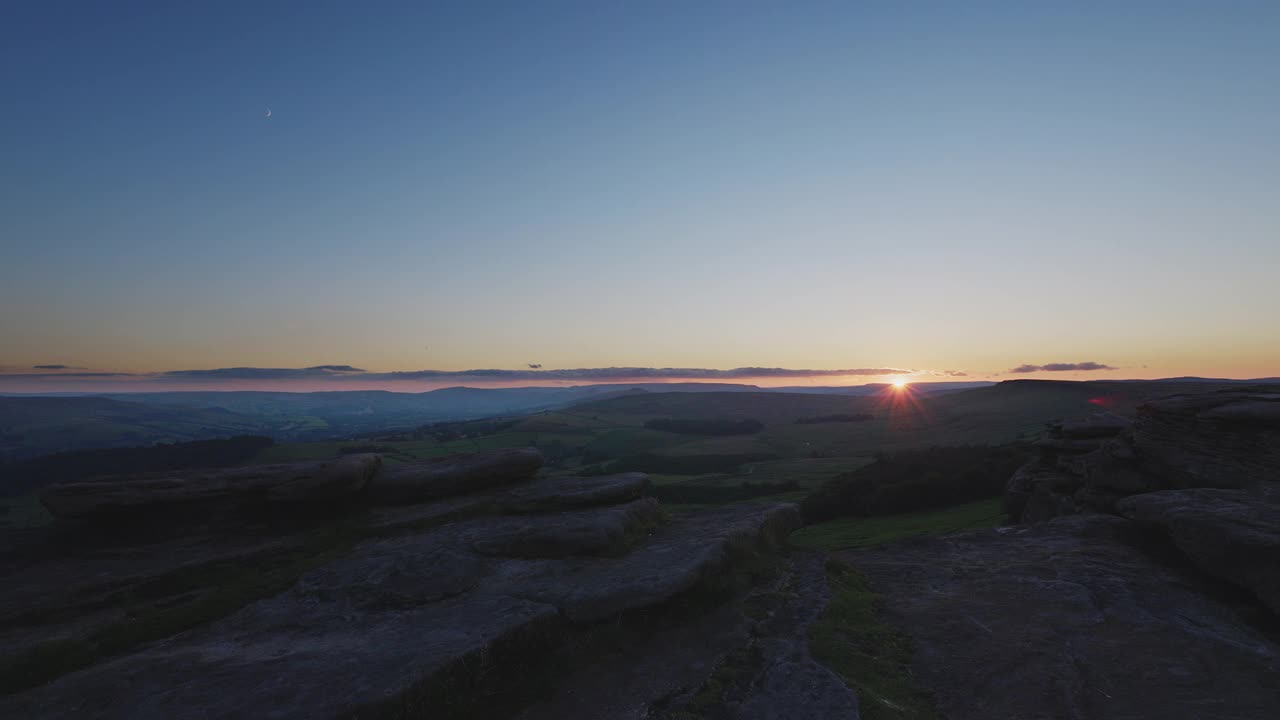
[371,418,521,442]
[0,435,276,497]
[581,451,778,476]
[643,418,764,436]
[795,413,873,425]
[801,444,1031,522]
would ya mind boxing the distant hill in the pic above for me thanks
[568,379,1280,458]
[5,378,1275,464]
[0,435,274,497]
[572,391,876,425]
[0,396,269,463]
[767,381,994,395]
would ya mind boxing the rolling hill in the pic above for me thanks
[0,396,269,463]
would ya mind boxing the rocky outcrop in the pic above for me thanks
[1004,412,1142,521]
[1003,389,1280,618]
[1006,389,1280,523]
[1131,391,1280,489]
[366,447,544,503]
[1119,487,1280,615]
[39,453,382,520]
[3,447,803,720]
[846,514,1280,720]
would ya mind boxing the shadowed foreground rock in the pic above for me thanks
[39,454,383,520]
[846,515,1280,720]
[1120,487,1280,615]
[515,550,858,720]
[366,447,544,503]
[2,457,802,720]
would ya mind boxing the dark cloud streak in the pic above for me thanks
[1009,362,1116,374]
[161,366,366,380]
[382,366,911,381]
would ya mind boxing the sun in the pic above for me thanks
[892,379,909,390]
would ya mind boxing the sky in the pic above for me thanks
[2,1,1278,392]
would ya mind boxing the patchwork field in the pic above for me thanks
[223,380,1216,511]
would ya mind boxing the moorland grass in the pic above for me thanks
[809,560,938,720]
[790,497,1006,551]
[794,500,1009,719]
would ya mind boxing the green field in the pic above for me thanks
[237,381,1201,509]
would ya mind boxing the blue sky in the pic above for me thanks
[2,1,1278,388]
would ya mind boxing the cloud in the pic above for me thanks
[31,364,86,370]
[382,366,911,381]
[943,370,968,377]
[0,364,915,388]
[160,366,366,380]
[1009,362,1116,374]
[0,372,132,379]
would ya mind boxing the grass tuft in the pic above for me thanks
[809,561,937,720]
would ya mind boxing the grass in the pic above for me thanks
[790,498,1006,551]
[793,499,1009,719]
[809,560,938,720]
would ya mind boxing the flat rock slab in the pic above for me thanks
[2,591,559,720]
[2,503,799,720]
[0,533,306,663]
[40,454,382,519]
[844,514,1280,720]
[1119,487,1280,615]
[516,550,858,720]
[500,472,650,513]
[366,448,543,504]
[490,503,802,623]
[359,492,494,534]
[469,497,661,558]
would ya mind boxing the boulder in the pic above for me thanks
[39,454,381,520]
[1118,487,1280,615]
[366,448,543,504]
[500,472,650,513]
